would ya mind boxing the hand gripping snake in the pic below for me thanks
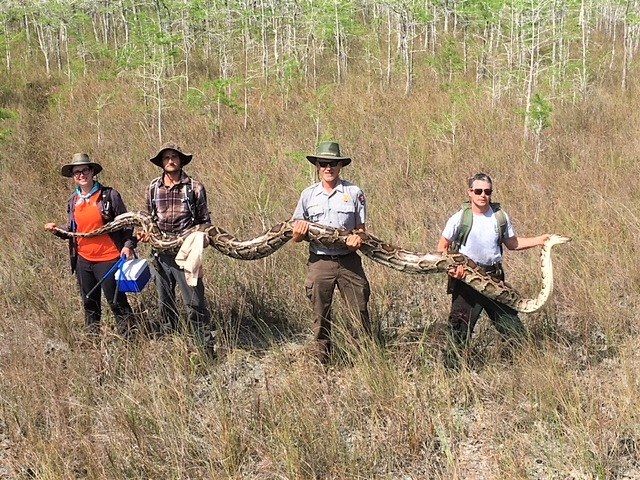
[53,212,570,313]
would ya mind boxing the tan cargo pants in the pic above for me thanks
[304,252,371,364]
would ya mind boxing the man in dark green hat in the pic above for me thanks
[291,141,372,364]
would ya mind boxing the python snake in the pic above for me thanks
[53,212,570,313]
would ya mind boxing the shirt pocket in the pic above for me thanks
[334,203,356,227]
[306,204,324,222]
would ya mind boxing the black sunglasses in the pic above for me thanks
[472,188,493,195]
[317,160,340,168]
[72,168,92,177]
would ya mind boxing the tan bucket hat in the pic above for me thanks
[150,143,193,168]
[60,153,103,178]
[306,141,351,167]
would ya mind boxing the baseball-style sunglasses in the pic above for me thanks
[317,160,340,168]
[471,188,493,195]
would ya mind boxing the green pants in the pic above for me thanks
[446,277,526,364]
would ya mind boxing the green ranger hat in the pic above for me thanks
[306,141,351,167]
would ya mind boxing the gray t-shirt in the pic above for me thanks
[442,206,516,265]
[292,179,366,255]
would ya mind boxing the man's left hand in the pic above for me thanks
[345,234,363,251]
[538,234,551,246]
[121,247,134,260]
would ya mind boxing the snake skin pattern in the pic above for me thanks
[53,211,570,313]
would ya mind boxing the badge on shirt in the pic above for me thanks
[342,193,351,203]
[358,193,366,206]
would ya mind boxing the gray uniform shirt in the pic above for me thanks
[292,179,366,256]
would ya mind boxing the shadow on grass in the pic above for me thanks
[211,283,305,354]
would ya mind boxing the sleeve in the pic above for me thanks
[53,196,74,239]
[504,212,517,239]
[146,182,153,215]
[195,183,211,225]
[110,189,137,249]
[441,211,463,241]
[291,192,306,221]
[355,189,366,226]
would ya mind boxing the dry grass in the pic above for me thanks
[1,61,639,479]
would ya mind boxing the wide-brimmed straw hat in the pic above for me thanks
[306,141,351,167]
[60,153,103,178]
[149,143,193,168]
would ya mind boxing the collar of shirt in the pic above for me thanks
[161,171,190,189]
[311,179,344,198]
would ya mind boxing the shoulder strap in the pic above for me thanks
[451,202,507,252]
[450,202,473,253]
[99,186,114,221]
[149,178,161,222]
[183,179,197,221]
[491,202,508,248]
[67,191,77,214]
[67,192,77,231]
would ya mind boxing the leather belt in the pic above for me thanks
[311,252,354,261]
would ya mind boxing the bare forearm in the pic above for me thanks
[505,235,548,250]
[437,236,450,253]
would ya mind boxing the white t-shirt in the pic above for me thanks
[442,207,516,265]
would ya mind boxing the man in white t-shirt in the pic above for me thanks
[437,173,550,367]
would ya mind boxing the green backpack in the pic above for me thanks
[449,202,508,254]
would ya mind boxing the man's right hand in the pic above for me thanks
[44,222,57,232]
[292,220,309,243]
[137,231,151,243]
[448,264,466,279]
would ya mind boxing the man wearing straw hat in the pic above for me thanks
[291,141,372,365]
[142,144,215,355]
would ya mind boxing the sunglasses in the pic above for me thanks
[317,160,340,168]
[472,188,493,196]
[72,168,92,177]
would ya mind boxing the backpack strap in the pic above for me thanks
[450,201,507,253]
[99,186,115,221]
[183,178,197,222]
[148,176,197,223]
[67,192,77,232]
[149,177,161,222]
[68,186,116,226]
[492,202,508,253]
[449,202,473,253]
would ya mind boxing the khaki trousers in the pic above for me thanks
[304,252,371,363]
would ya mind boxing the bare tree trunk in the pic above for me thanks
[523,0,539,140]
[622,0,632,90]
[35,21,51,76]
[386,8,392,87]
[579,0,589,97]
[120,0,130,45]
[261,0,268,81]
[334,1,342,83]
[4,20,11,72]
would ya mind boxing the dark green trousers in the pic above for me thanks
[446,277,526,364]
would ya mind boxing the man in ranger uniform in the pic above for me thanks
[291,141,372,365]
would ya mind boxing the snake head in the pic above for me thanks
[547,234,571,246]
